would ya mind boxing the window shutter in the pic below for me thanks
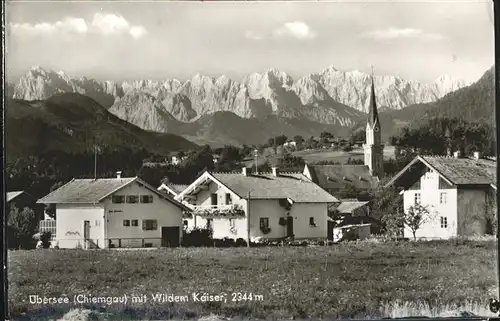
[142,220,147,230]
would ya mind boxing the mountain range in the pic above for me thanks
[8,65,491,147]
[11,66,470,119]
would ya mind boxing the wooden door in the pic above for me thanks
[161,226,180,247]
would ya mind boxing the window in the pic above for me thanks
[95,220,100,226]
[440,192,447,204]
[440,217,448,228]
[126,195,139,204]
[229,219,236,228]
[142,219,158,231]
[112,195,125,204]
[225,193,232,205]
[141,195,153,203]
[260,218,269,229]
[211,193,218,206]
[309,217,317,227]
[123,220,130,227]
[183,220,188,227]
[414,193,421,204]
[131,219,138,227]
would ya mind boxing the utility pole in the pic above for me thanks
[247,191,251,247]
[94,145,98,180]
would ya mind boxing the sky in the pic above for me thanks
[5,0,495,84]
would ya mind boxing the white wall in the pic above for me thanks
[290,203,328,239]
[55,204,104,249]
[403,168,457,239]
[102,182,184,248]
[248,199,288,239]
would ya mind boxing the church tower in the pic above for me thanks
[363,70,384,178]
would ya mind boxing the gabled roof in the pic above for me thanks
[304,164,379,190]
[335,201,370,214]
[7,191,26,203]
[180,171,339,203]
[158,183,189,196]
[37,176,191,211]
[386,155,496,188]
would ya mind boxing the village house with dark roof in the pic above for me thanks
[174,166,339,242]
[386,152,496,239]
[303,164,379,196]
[37,172,191,249]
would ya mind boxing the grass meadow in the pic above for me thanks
[292,146,396,164]
[8,239,498,320]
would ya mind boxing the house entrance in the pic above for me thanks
[83,220,90,249]
[327,221,335,241]
[161,226,180,247]
[286,216,294,238]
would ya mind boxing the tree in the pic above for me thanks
[349,129,365,145]
[44,181,65,219]
[7,205,38,249]
[401,204,434,241]
[219,145,242,164]
[274,135,288,146]
[320,132,334,140]
[293,135,304,146]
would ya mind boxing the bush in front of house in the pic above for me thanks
[235,238,248,247]
[182,227,213,247]
[39,231,52,249]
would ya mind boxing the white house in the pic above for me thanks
[37,173,191,249]
[385,152,496,240]
[175,167,339,242]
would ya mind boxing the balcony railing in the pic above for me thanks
[192,204,245,218]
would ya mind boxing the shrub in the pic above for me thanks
[7,205,38,249]
[235,238,248,247]
[40,232,52,249]
[182,227,213,247]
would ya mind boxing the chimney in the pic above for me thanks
[453,151,461,159]
[473,151,481,160]
[116,171,122,179]
[272,167,279,177]
[242,167,248,176]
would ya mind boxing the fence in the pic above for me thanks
[39,220,56,241]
